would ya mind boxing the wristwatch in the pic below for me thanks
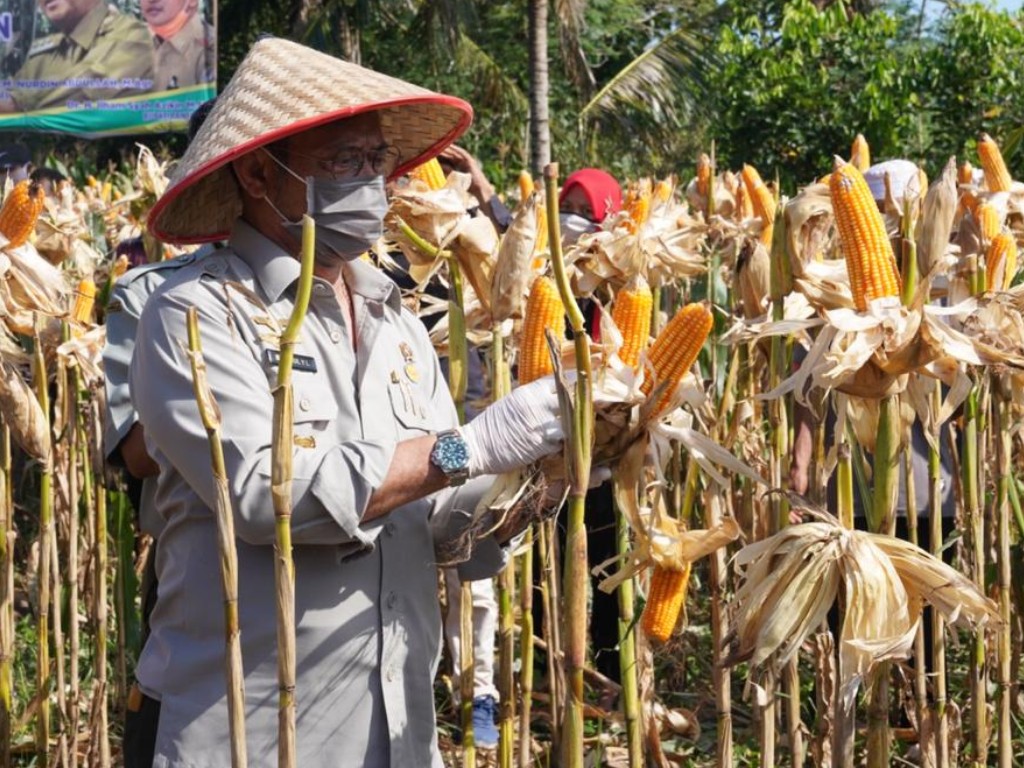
[430,429,470,486]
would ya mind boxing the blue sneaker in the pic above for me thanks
[471,695,499,748]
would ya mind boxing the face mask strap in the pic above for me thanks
[260,147,310,224]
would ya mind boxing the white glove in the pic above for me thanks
[460,376,564,477]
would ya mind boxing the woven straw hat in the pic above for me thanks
[148,37,473,244]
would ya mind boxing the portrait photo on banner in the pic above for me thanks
[0,0,216,136]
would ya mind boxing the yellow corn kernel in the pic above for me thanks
[696,153,711,200]
[612,275,653,369]
[534,197,548,256]
[409,157,447,190]
[517,276,565,385]
[850,133,871,172]
[0,180,45,249]
[740,164,776,246]
[978,132,1012,193]
[986,231,1018,291]
[640,302,713,416]
[975,201,1001,242]
[829,158,901,311]
[72,278,96,324]
[641,562,691,642]
[518,171,535,202]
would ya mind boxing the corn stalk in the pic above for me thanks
[187,307,248,768]
[34,325,52,768]
[963,385,987,768]
[545,163,593,768]
[270,215,317,768]
[929,382,948,768]
[994,374,1012,768]
[0,425,9,767]
[91,398,110,768]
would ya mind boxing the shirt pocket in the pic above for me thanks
[386,368,435,435]
[289,376,339,478]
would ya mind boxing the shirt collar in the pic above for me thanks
[68,3,108,52]
[228,218,400,310]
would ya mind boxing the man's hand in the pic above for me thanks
[460,376,564,477]
[438,144,495,205]
[119,423,159,479]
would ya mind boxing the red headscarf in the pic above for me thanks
[559,168,622,222]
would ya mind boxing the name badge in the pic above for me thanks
[264,349,318,373]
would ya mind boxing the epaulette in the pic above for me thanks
[115,248,208,288]
[26,35,60,58]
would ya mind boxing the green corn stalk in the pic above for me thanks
[92,398,110,768]
[963,387,987,768]
[0,425,9,767]
[187,307,248,768]
[614,496,642,768]
[516,526,534,768]
[270,215,316,768]
[865,394,899,768]
[33,327,52,768]
[994,377,1012,768]
[928,382,948,768]
[545,163,593,768]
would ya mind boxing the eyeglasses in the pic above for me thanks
[283,145,402,179]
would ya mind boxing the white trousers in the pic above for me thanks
[443,569,499,701]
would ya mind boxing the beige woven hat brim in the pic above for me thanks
[148,37,473,244]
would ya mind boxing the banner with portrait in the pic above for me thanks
[0,0,215,136]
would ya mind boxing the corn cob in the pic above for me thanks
[986,231,1018,291]
[612,275,653,369]
[978,132,1012,192]
[959,160,975,186]
[112,254,129,279]
[518,276,565,385]
[653,178,672,205]
[829,158,901,311]
[696,153,711,200]
[640,302,713,416]
[0,180,45,248]
[623,180,652,234]
[641,562,692,642]
[735,176,754,221]
[534,195,548,256]
[741,164,776,246]
[518,170,535,202]
[409,157,447,190]
[975,201,1001,242]
[72,278,96,324]
[850,133,871,172]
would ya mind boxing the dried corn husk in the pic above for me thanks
[490,191,541,322]
[727,520,998,708]
[916,157,958,276]
[0,358,50,461]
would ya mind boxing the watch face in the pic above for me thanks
[435,433,469,473]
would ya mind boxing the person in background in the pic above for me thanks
[102,98,217,766]
[125,37,564,767]
[141,0,215,91]
[436,144,513,232]
[559,167,623,245]
[0,143,32,184]
[0,0,154,113]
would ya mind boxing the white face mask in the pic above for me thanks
[263,149,389,263]
[559,212,596,245]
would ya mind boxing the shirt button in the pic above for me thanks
[299,398,311,412]
[330,329,342,343]
[385,666,395,682]
[384,522,396,536]
[386,592,397,609]
[314,284,329,295]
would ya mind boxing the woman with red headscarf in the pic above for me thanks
[558,168,623,243]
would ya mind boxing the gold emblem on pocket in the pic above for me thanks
[404,363,420,383]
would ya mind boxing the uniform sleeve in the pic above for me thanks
[102,279,147,461]
[130,280,396,548]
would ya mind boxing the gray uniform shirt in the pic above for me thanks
[103,250,206,537]
[130,220,503,767]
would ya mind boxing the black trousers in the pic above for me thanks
[123,688,160,768]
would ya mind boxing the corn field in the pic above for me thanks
[0,133,1022,768]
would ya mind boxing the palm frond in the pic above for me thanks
[453,32,529,119]
[553,0,596,99]
[579,24,712,139]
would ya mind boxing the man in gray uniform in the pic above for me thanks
[127,37,563,767]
